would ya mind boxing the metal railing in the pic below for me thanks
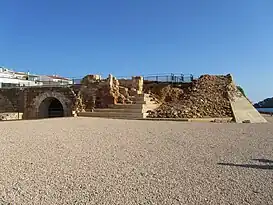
[0,80,75,89]
[143,74,194,83]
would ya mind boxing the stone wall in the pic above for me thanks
[119,79,133,89]
[78,74,116,111]
[0,87,77,119]
[24,87,76,119]
[77,74,135,111]
[0,74,138,119]
[132,76,143,94]
[0,74,236,120]
[0,89,23,113]
[0,112,23,121]
[118,76,143,95]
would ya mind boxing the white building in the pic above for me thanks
[0,67,73,88]
[0,67,42,88]
[38,75,73,86]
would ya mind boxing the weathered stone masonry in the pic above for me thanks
[0,87,77,119]
[0,74,145,120]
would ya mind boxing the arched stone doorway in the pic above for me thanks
[28,91,73,119]
[38,97,64,118]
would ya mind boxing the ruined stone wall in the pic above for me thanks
[119,79,132,89]
[77,81,114,110]
[132,76,143,94]
[77,74,136,111]
[78,74,116,110]
[143,82,192,98]
[118,76,143,95]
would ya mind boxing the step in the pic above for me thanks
[109,104,144,109]
[133,100,158,104]
[109,102,159,109]
[134,100,147,104]
[129,94,153,101]
[78,112,145,119]
[94,108,143,113]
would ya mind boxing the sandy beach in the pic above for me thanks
[0,117,272,204]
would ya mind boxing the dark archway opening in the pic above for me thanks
[39,97,64,118]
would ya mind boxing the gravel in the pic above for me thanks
[0,117,272,204]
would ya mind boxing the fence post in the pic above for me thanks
[171,73,174,84]
[190,74,193,81]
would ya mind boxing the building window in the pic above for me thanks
[1,83,20,88]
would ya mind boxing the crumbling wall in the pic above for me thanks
[119,79,133,89]
[76,74,134,112]
[132,76,143,94]
[147,75,233,118]
[118,76,143,95]
[77,75,113,110]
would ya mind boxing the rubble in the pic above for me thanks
[147,75,234,118]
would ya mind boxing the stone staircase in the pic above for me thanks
[78,94,159,119]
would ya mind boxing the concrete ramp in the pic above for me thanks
[228,84,267,123]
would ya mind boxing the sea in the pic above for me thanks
[256,108,273,113]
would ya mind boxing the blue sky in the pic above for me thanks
[0,0,272,102]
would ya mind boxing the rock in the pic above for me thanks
[119,86,129,98]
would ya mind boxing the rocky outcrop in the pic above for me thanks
[147,75,233,118]
[254,98,273,108]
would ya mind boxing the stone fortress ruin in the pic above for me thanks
[0,73,267,123]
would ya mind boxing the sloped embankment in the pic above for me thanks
[147,75,233,118]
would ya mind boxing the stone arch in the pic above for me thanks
[38,97,64,118]
[29,91,72,119]
[0,94,15,112]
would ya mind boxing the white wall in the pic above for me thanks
[0,70,72,87]
[38,75,73,85]
[0,77,43,87]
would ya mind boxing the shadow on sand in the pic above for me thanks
[218,158,273,170]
